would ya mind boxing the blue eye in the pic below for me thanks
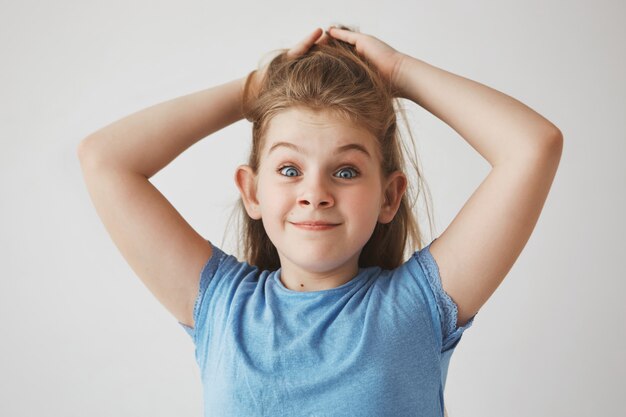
[277,165,360,179]
[278,166,300,177]
[335,167,359,179]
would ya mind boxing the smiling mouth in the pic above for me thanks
[290,223,340,231]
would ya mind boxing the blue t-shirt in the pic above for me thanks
[179,238,476,417]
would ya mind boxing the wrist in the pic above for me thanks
[392,53,413,100]
[241,69,258,116]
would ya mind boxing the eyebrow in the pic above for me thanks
[267,141,372,159]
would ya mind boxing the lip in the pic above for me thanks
[290,222,340,231]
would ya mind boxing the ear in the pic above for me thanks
[378,171,408,224]
[234,165,262,220]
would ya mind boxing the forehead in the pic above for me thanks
[262,107,379,160]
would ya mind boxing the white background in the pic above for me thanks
[1,0,624,416]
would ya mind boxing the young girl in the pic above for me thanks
[78,25,562,417]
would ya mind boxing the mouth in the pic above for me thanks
[290,222,340,231]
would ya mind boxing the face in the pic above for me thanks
[236,106,406,279]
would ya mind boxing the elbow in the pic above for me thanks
[533,124,563,156]
[76,136,106,168]
[545,126,563,155]
[548,124,563,143]
[532,127,563,168]
[517,127,563,166]
[76,140,89,160]
[76,138,98,164]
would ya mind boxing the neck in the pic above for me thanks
[277,255,360,292]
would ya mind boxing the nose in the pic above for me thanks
[298,173,335,209]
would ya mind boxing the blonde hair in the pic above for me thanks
[223,25,436,272]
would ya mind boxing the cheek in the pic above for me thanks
[345,188,381,222]
[258,182,290,217]
[255,172,273,204]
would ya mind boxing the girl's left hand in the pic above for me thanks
[326,26,408,96]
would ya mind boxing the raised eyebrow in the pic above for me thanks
[267,141,372,159]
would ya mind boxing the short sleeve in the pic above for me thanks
[177,240,229,343]
[413,238,477,353]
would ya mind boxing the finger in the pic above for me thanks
[327,26,357,45]
[314,29,332,46]
[287,28,323,58]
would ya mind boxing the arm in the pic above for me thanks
[79,26,334,172]
[78,76,248,176]
[396,56,563,327]
[77,29,329,329]
[396,56,562,164]
[77,74,250,328]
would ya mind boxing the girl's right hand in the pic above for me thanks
[247,28,330,102]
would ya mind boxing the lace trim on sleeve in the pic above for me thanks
[178,240,228,341]
[192,240,228,328]
[414,239,476,350]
